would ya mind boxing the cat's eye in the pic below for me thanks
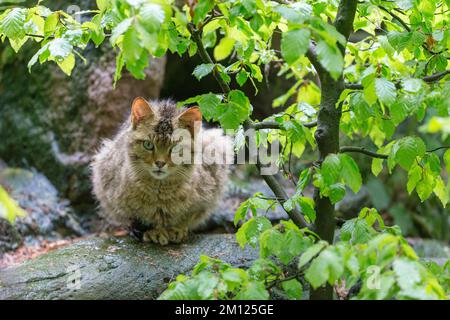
[143,140,154,151]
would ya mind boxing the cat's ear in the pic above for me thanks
[131,97,154,127]
[178,106,202,134]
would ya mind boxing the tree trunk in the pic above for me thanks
[0,234,257,300]
[310,0,358,300]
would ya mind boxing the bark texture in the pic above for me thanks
[310,0,358,300]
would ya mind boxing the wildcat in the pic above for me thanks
[91,97,232,245]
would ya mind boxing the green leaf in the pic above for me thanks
[113,51,124,87]
[48,38,73,61]
[216,90,251,129]
[339,154,362,193]
[321,154,342,185]
[341,219,376,244]
[0,185,26,224]
[305,247,343,288]
[444,149,450,174]
[281,279,303,300]
[375,78,397,106]
[391,137,426,170]
[1,8,26,40]
[328,183,346,204]
[315,40,343,80]
[407,163,422,194]
[281,28,310,65]
[433,176,448,207]
[139,3,165,32]
[416,169,435,202]
[236,216,271,248]
[236,70,249,86]
[213,37,236,61]
[299,197,316,222]
[57,53,75,76]
[393,258,421,291]
[298,240,327,269]
[372,158,384,176]
[97,0,110,11]
[44,12,58,35]
[110,18,133,45]
[235,281,269,300]
[192,63,215,81]
[9,36,27,53]
[193,0,215,25]
[198,93,222,121]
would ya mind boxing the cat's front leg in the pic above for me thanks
[143,228,170,245]
[166,226,189,244]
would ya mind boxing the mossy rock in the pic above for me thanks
[0,0,166,210]
[0,234,257,299]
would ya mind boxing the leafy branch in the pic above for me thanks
[345,69,450,90]
[187,23,311,230]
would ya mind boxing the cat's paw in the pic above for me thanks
[166,227,188,243]
[143,229,169,245]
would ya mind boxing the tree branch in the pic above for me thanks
[340,145,450,159]
[252,120,317,130]
[334,0,359,43]
[188,23,231,94]
[379,5,446,56]
[306,43,325,78]
[345,69,450,90]
[423,70,450,83]
[187,23,311,230]
[339,146,388,159]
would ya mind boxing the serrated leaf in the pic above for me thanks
[328,183,346,204]
[193,0,215,25]
[236,216,272,248]
[1,8,26,40]
[372,158,384,176]
[375,78,397,106]
[213,37,235,61]
[433,176,448,207]
[235,281,269,300]
[305,248,343,288]
[299,197,316,222]
[416,169,435,202]
[281,279,303,300]
[321,154,341,185]
[110,18,133,45]
[57,53,75,76]
[407,164,422,194]
[298,241,327,269]
[444,149,450,174]
[236,70,249,86]
[339,154,362,193]
[139,3,165,32]
[216,90,251,129]
[281,28,310,65]
[44,12,58,35]
[192,63,215,81]
[198,93,222,121]
[315,40,343,80]
[392,137,426,170]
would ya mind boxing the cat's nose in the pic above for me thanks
[155,160,166,168]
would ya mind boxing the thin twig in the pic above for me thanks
[339,146,388,159]
[345,69,450,90]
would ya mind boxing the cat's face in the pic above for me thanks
[128,98,201,180]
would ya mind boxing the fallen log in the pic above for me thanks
[0,234,257,300]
